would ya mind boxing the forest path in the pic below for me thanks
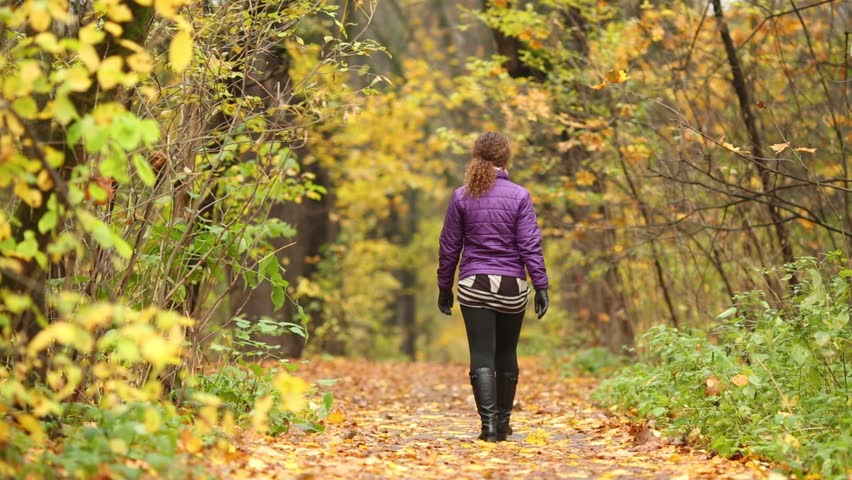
[213,358,770,479]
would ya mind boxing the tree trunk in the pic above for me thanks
[712,0,796,285]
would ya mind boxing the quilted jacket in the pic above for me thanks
[437,170,548,290]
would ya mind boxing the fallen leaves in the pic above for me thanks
[705,375,721,396]
[178,428,203,454]
[200,359,769,479]
[732,374,750,387]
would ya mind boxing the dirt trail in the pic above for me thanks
[212,358,771,479]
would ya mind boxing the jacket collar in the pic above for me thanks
[496,170,509,180]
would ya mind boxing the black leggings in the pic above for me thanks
[460,305,525,373]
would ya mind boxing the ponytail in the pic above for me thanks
[464,158,498,198]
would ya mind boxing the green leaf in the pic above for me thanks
[84,126,109,152]
[16,231,39,259]
[13,96,38,119]
[133,154,156,187]
[716,306,737,320]
[53,93,78,125]
[139,119,160,146]
[814,331,831,347]
[38,210,58,233]
[271,285,285,311]
[790,344,809,365]
[100,151,129,183]
[112,232,133,259]
[113,115,142,151]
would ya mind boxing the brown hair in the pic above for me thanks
[464,132,511,198]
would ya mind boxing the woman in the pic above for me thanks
[437,131,549,442]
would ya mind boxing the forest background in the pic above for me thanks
[0,0,849,477]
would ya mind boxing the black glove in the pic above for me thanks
[534,288,549,319]
[438,288,454,315]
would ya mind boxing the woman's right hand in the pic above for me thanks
[438,288,454,315]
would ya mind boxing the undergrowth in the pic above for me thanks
[595,254,851,478]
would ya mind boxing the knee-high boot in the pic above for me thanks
[469,367,498,442]
[496,371,518,441]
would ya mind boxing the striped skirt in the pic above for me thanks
[457,274,529,314]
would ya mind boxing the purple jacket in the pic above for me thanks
[437,171,548,290]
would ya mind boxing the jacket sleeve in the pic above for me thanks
[516,191,549,290]
[437,191,464,289]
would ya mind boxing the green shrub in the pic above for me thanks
[595,255,851,478]
[30,403,193,480]
[192,362,334,436]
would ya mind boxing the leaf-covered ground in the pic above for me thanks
[207,359,773,479]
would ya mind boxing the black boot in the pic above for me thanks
[496,371,518,441]
[469,368,498,442]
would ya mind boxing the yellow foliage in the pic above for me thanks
[14,183,42,208]
[273,371,310,412]
[28,322,93,356]
[251,395,275,433]
[0,213,11,242]
[97,56,125,90]
[169,30,194,73]
[575,170,596,187]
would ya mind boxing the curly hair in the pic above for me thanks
[464,132,511,198]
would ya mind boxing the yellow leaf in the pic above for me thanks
[154,0,181,18]
[169,30,193,72]
[590,80,607,90]
[107,3,134,22]
[37,168,54,190]
[273,371,310,412]
[97,56,124,90]
[141,336,175,370]
[604,69,630,84]
[65,66,92,92]
[103,21,123,37]
[14,183,42,208]
[178,428,203,453]
[78,24,106,45]
[78,44,101,72]
[19,61,43,85]
[575,170,596,187]
[28,322,93,356]
[78,303,114,330]
[127,52,154,74]
[783,433,800,448]
[769,143,789,154]
[0,213,11,241]
[731,374,749,387]
[326,409,345,424]
[795,147,816,153]
[251,395,274,433]
[525,428,550,445]
[29,6,51,32]
[144,407,162,433]
[109,438,128,455]
[17,413,45,444]
[35,32,60,53]
[719,138,747,154]
[221,410,236,436]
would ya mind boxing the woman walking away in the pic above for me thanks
[437,132,549,442]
